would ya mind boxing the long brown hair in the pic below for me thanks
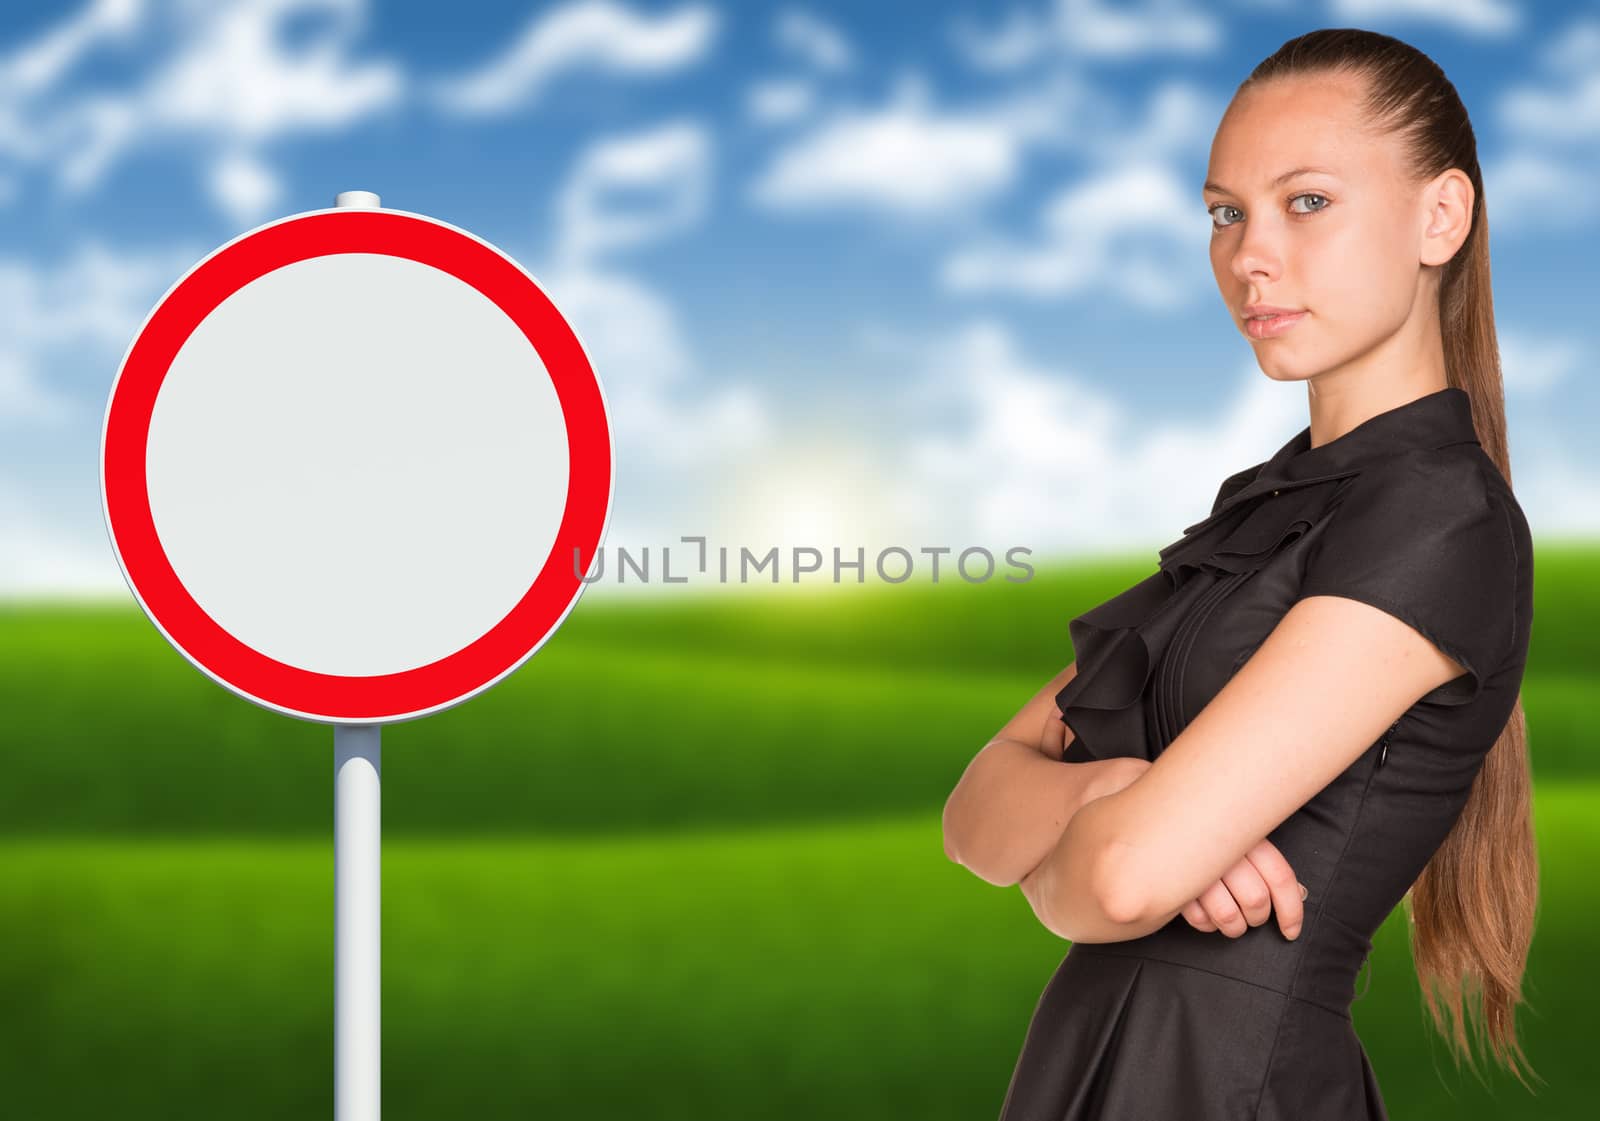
[1244,29,1540,1090]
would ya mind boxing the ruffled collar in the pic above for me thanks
[1058,387,1483,764]
[1174,386,1480,539]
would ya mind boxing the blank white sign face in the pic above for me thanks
[148,253,569,677]
[102,208,613,725]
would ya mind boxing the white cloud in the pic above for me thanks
[553,119,711,264]
[0,0,405,222]
[0,238,205,425]
[149,0,402,142]
[55,95,140,193]
[0,0,147,180]
[1537,17,1600,76]
[537,256,775,497]
[530,120,776,560]
[612,371,771,471]
[1512,449,1600,536]
[737,12,853,140]
[949,8,1050,72]
[1076,79,1222,164]
[868,318,1306,554]
[207,147,284,225]
[744,78,817,126]
[1330,0,1519,37]
[859,318,1600,555]
[0,0,143,102]
[429,0,717,117]
[950,0,1220,71]
[1499,70,1600,144]
[0,238,204,353]
[0,350,74,426]
[775,7,855,72]
[940,162,1211,306]
[538,265,696,392]
[747,70,1086,219]
[1497,327,1581,396]
[1480,18,1600,233]
[1481,149,1595,232]
[0,237,210,599]
[0,480,126,599]
[533,254,777,557]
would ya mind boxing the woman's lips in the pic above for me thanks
[1245,310,1307,339]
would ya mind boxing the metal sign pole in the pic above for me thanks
[335,724,381,1119]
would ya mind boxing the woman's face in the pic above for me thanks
[1203,71,1434,385]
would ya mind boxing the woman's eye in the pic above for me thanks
[1209,194,1324,230]
[1203,204,1241,228]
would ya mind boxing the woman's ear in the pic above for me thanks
[1419,167,1474,268]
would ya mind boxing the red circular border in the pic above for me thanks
[102,210,611,722]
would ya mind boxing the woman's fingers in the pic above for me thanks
[1220,856,1274,930]
[1244,839,1308,940]
[1182,838,1309,941]
[1180,898,1217,931]
[1195,879,1250,938]
[1039,705,1067,757]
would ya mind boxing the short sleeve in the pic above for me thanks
[1295,453,1518,707]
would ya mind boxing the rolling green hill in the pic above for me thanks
[0,545,1592,1119]
[0,545,1591,837]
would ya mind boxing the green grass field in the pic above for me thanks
[0,547,1594,1118]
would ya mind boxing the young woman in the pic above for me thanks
[942,29,1537,1121]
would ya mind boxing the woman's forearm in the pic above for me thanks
[1023,787,1180,943]
[942,738,1111,888]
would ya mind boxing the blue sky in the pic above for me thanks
[2,0,1596,599]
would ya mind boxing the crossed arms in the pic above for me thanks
[943,593,1469,944]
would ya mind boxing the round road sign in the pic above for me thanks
[100,205,613,725]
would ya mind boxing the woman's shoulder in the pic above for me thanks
[1332,443,1529,567]
[1298,442,1533,696]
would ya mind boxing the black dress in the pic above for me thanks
[997,387,1534,1121]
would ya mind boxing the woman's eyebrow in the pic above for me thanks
[1203,165,1340,196]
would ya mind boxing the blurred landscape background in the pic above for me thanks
[3,1,1598,1118]
[4,559,1598,1118]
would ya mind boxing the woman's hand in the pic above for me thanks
[1043,705,1153,804]
[1046,705,1309,941]
[1040,703,1072,759]
[1179,838,1309,940]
